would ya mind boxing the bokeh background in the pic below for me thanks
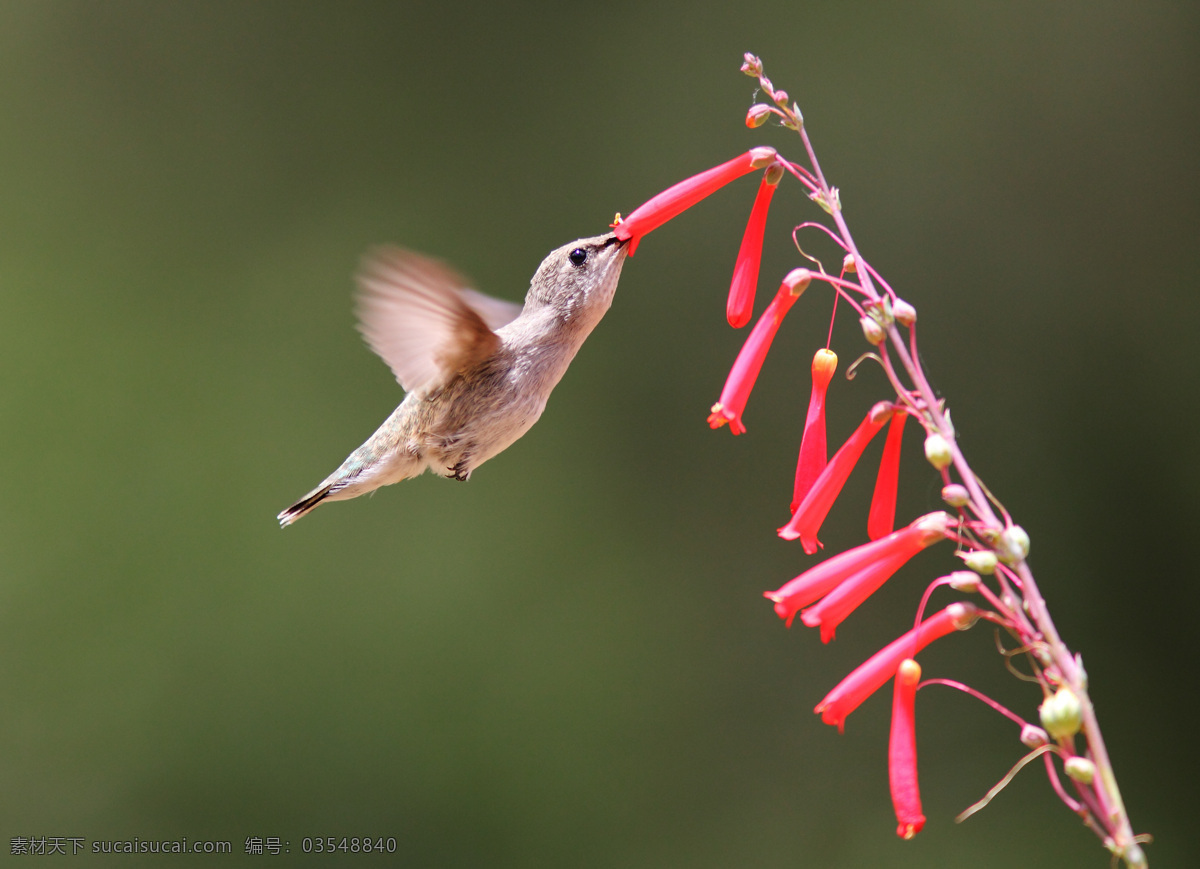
[2,1,1195,866]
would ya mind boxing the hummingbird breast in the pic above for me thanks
[413,343,553,479]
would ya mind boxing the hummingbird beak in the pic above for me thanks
[605,234,629,249]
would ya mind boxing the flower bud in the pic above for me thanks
[746,104,772,128]
[1064,756,1095,784]
[783,267,812,295]
[947,570,979,592]
[912,511,953,544]
[749,146,778,169]
[1020,724,1049,748]
[892,298,917,326]
[941,483,970,507]
[772,89,789,106]
[1039,687,1083,740]
[923,432,953,469]
[764,161,786,186]
[996,525,1030,565]
[947,601,980,630]
[868,401,896,426]
[842,253,857,273]
[860,315,886,345]
[961,550,997,575]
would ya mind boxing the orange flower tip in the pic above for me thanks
[746,104,772,128]
[1020,723,1050,749]
[782,267,812,296]
[893,297,917,326]
[941,483,970,508]
[923,432,953,469]
[764,161,786,186]
[996,525,1030,565]
[897,657,922,685]
[896,818,925,840]
[811,347,838,382]
[947,601,979,631]
[860,314,886,345]
[961,549,998,575]
[947,570,980,593]
[842,254,857,274]
[748,146,778,169]
[868,401,895,425]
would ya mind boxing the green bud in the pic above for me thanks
[962,550,997,575]
[948,570,980,592]
[1064,756,1095,784]
[893,297,917,326]
[860,315,885,345]
[941,483,970,507]
[997,525,1030,564]
[924,432,953,469]
[1039,687,1083,740]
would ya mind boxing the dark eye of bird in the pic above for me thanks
[568,248,587,267]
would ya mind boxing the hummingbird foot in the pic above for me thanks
[448,460,471,482]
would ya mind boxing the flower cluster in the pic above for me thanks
[610,53,1147,868]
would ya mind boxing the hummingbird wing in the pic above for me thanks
[355,248,521,393]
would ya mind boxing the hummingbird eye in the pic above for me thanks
[568,248,587,267]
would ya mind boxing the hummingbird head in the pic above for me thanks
[524,233,629,322]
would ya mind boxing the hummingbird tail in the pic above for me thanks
[277,484,334,528]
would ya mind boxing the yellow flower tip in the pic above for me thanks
[897,658,922,686]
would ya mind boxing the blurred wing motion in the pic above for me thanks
[355,248,523,392]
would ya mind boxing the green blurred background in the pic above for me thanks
[1,1,1195,865]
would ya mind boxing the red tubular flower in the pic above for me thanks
[867,411,909,540]
[815,602,978,731]
[778,401,893,553]
[708,269,810,435]
[799,512,951,643]
[889,658,926,839]
[727,163,784,328]
[791,348,838,512]
[764,512,950,629]
[613,147,777,256]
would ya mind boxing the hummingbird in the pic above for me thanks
[278,232,629,527]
